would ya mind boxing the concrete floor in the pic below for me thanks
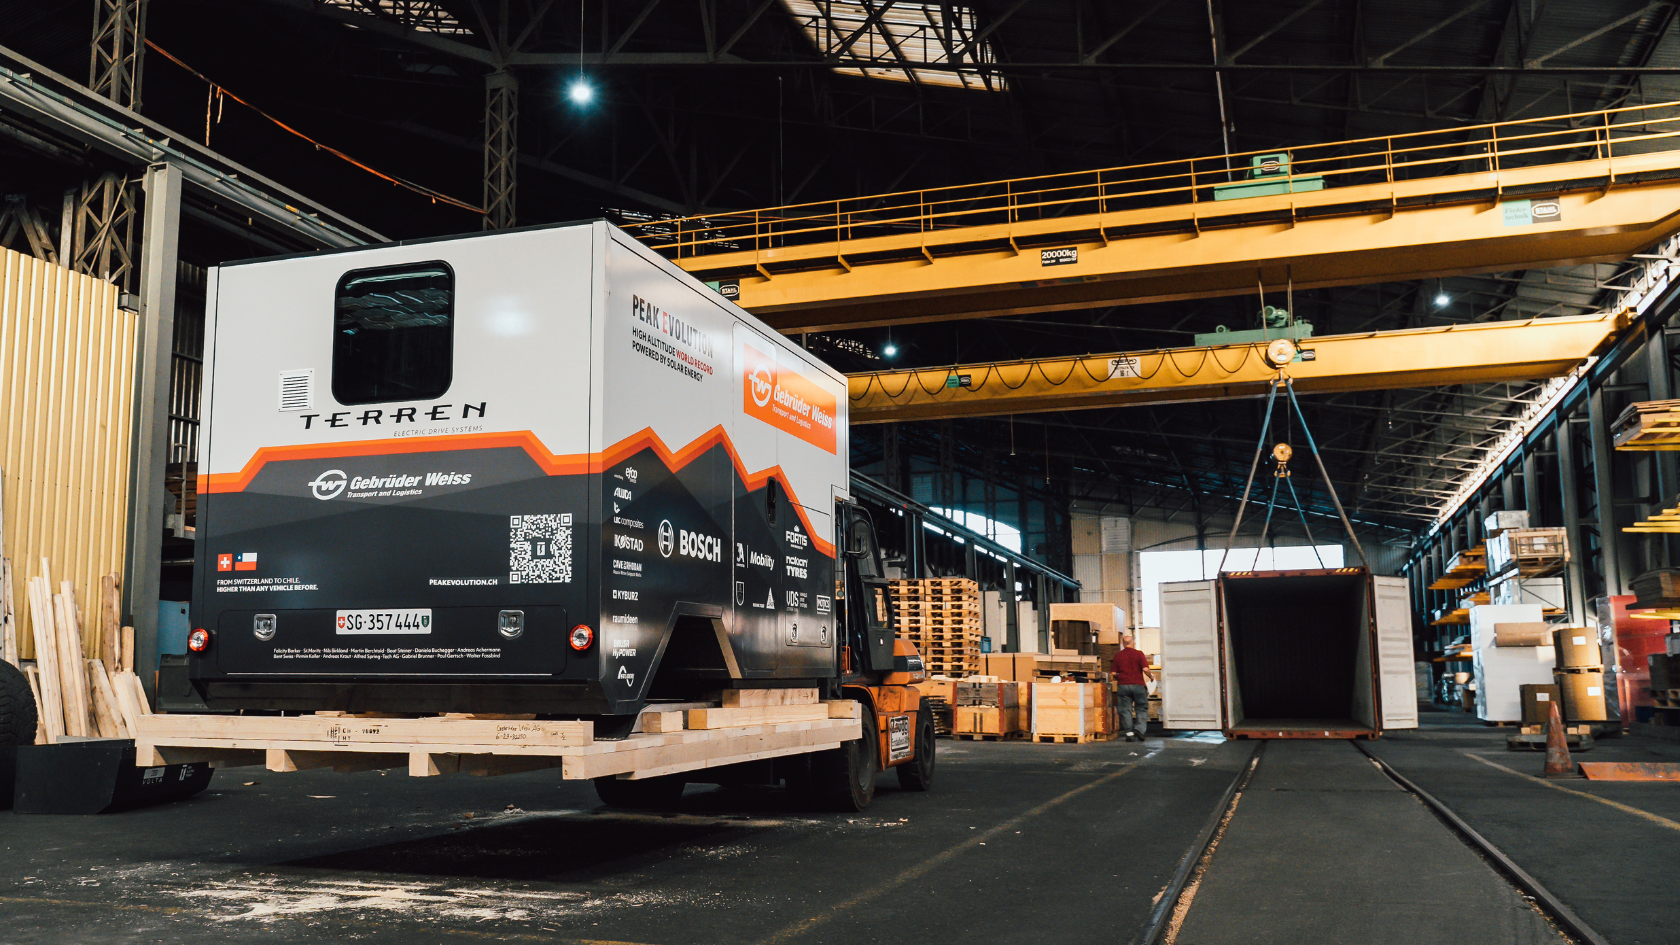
[4,715,1676,944]
[0,736,1247,945]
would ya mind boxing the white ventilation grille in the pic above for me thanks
[278,369,313,412]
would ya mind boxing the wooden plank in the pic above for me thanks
[641,710,686,733]
[109,670,143,737]
[564,720,862,780]
[408,751,460,777]
[85,658,127,739]
[119,626,134,675]
[26,577,65,741]
[721,688,819,707]
[99,574,120,670]
[121,671,152,715]
[22,664,47,745]
[686,703,832,729]
[135,714,594,747]
[827,699,861,719]
[52,588,91,738]
[0,557,16,668]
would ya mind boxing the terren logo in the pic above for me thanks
[309,469,348,500]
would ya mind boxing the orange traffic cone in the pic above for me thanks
[1543,700,1575,779]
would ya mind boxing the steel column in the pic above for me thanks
[125,162,180,698]
[1589,388,1626,596]
[1004,561,1019,651]
[1523,449,1543,525]
[1558,417,1591,625]
[89,0,147,110]
[1036,572,1050,652]
[483,69,518,230]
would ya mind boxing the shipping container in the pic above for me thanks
[1159,568,1415,738]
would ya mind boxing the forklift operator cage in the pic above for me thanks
[1158,568,1417,738]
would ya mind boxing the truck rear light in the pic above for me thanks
[569,624,594,651]
[188,628,212,653]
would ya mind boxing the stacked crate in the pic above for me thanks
[890,578,982,677]
[1553,626,1608,723]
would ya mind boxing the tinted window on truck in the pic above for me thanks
[332,261,454,405]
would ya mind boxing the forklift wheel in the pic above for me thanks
[593,774,686,809]
[896,710,936,792]
[812,701,878,811]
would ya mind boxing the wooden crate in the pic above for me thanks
[1030,682,1108,740]
[953,705,1021,737]
[1487,528,1569,577]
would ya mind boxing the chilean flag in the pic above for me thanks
[235,552,258,571]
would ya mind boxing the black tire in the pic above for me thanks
[896,709,936,792]
[812,701,878,811]
[0,660,38,747]
[592,774,686,809]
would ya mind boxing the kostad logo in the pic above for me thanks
[309,469,348,500]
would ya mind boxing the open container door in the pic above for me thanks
[1374,576,1418,730]
[1160,580,1223,730]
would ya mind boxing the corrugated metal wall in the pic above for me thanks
[0,247,138,660]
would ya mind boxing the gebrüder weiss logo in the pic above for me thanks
[309,469,348,500]
[749,364,774,407]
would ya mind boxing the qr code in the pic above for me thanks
[510,513,573,584]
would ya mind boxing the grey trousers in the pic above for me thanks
[1116,684,1150,736]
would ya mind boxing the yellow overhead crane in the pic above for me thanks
[625,103,1680,333]
[844,311,1626,424]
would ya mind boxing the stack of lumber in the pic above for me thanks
[1030,681,1112,743]
[1612,399,1680,450]
[1486,528,1569,578]
[951,678,1023,740]
[889,577,982,676]
[12,558,146,745]
[1630,569,1680,612]
[1034,652,1106,682]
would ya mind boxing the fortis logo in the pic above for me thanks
[309,469,348,500]
[749,365,773,408]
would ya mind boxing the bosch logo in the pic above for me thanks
[679,528,723,563]
[749,365,774,407]
[308,469,348,500]
[658,519,675,557]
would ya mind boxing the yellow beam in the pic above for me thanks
[845,311,1625,424]
[626,104,1680,332]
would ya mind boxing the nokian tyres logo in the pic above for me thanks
[309,469,348,500]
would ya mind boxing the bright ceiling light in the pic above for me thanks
[566,77,594,105]
[1434,292,1450,306]
[883,343,898,358]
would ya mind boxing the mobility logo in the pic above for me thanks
[217,552,258,572]
[740,343,838,454]
[309,469,348,500]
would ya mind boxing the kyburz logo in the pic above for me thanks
[658,519,675,558]
[308,469,348,500]
[749,364,774,407]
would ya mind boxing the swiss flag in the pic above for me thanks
[217,553,233,572]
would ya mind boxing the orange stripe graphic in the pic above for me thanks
[199,427,837,558]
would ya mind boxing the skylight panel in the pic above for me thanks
[782,1,1006,90]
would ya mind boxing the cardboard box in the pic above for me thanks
[1519,683,1562,725]
[1552,628,1601,669]
[1556,670,1609,722]
[1494,622,1551,646]
[1484,510,1530,536]
[980,653,1040,683]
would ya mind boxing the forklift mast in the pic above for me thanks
[838,502,897,679]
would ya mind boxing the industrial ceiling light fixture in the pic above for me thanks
[567,0,594,107]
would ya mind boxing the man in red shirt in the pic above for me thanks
[1111,633,1154,741]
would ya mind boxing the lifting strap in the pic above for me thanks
[1217,376,1370,573]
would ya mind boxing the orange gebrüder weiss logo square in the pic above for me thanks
[742,343,837,454]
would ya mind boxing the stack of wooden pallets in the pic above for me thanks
[1612,399,1680,449]
[889,577,982,677]
[1,556,147,745]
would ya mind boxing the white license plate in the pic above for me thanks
[336,609,433,635]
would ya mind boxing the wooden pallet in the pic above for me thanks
[134,703,863,781]
[954,731,1026,742]
[1613,399,1680,450]
[1033,732,1105,744]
